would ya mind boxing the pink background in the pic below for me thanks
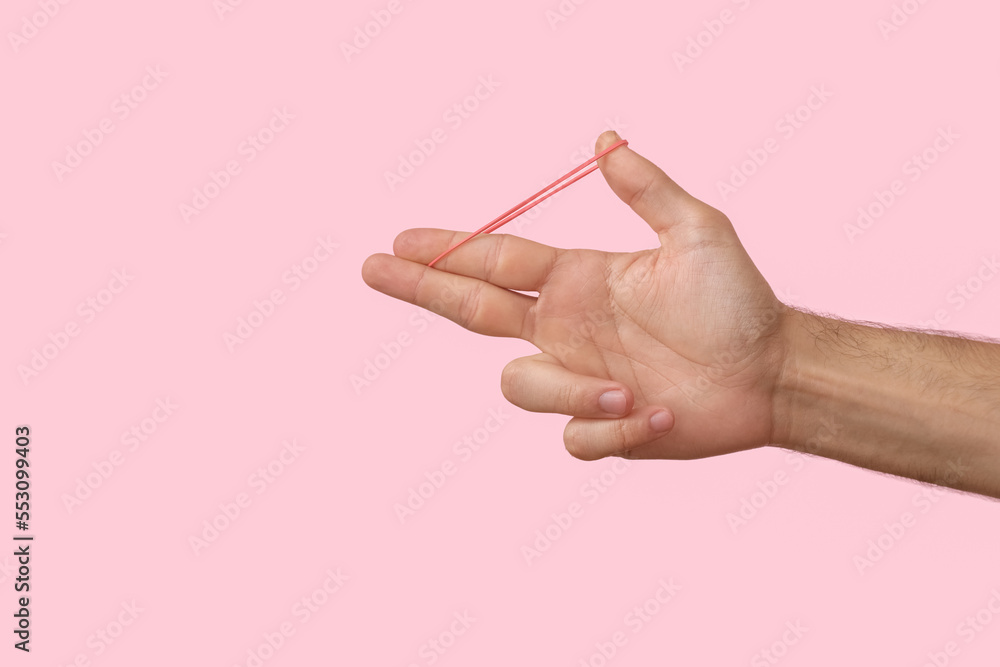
[4,0,1000,664]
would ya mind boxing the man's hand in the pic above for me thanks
[362,131,791,461]
[364,131,1000,499]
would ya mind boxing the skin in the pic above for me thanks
[362,131,1000,499]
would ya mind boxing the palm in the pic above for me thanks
[528,237,783,459]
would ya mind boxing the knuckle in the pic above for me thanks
[628,172,656,210]
[554,381,582,414]
[456,281,485,327]
[484,234,507,283]
[610,418,631,452]
[605,417,641,458]
[682,210,734,248]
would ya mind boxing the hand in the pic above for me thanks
[362,131,791,461]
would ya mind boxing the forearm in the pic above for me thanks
[771,308,1000,498]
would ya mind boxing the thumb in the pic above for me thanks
[595,131,729,245]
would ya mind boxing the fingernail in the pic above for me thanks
[650,409,673,433]
[599,390,627,415]
[610,130,621,140]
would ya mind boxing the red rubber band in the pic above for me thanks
[427,138,629,268]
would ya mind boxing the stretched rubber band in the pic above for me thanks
[427,138,629,268]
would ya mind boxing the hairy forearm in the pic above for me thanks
[771,307,1000,499]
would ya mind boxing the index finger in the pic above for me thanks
[361,253,536,339]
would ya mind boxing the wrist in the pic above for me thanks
[769,307,864,458]
[769,306,820,450]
